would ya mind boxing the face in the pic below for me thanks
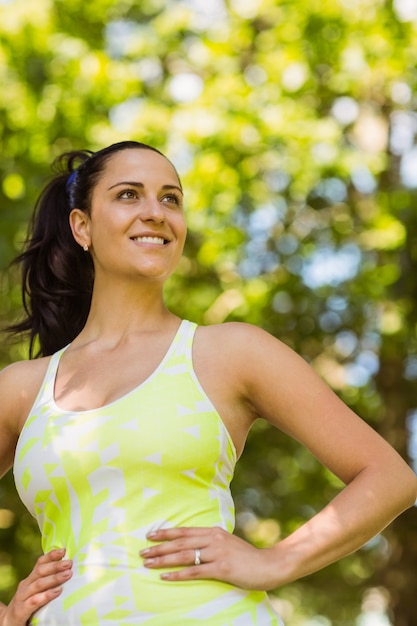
[70,148,187,285]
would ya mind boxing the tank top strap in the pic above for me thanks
[170,319,197,368]
[34,346,69,408]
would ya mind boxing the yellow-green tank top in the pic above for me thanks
[14,320,283,625]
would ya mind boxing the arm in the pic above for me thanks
[238,324,417,584]
[0,362,73,626]
[139,323,417,589]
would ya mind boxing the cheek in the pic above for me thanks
[88,224,120,261]
[89,214,120,242]
[177,226,187,254]
[176,216,187,241]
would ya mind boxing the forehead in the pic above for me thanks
[99,148,180,187]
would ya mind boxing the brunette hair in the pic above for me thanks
[8,140,168,357]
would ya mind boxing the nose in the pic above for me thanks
[139,197,166,223]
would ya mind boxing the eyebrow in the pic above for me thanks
[107,181,183,194]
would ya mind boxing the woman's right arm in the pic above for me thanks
[0,362,73,626]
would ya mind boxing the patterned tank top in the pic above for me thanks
[13,320,283,625]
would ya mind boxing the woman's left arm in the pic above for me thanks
[141,323,417,590]
[238,324,417,586]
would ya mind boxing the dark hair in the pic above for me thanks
[8,140,170,358]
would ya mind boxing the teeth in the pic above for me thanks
[133,236,165,244]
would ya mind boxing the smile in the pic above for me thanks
[131,236,167,245]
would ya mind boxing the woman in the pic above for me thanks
[0,140,415,626]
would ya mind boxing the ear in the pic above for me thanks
[69,208,91,249]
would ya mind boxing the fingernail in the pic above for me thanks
[161,573,171,580]
[140,548,151,556]
[147,531,157,539]
[144,558,156,566]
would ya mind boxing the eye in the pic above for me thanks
[118,189,138,200]
[161,193,182,206]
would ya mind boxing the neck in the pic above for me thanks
[76,278,178,345]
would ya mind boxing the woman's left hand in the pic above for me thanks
[140,527,277,591]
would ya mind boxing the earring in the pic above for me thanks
[83,243,89,252]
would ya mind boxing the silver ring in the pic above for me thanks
[194,548,201,565]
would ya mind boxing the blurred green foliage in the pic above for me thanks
[1,0,417,623]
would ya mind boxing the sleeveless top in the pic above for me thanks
[13,320,283,625]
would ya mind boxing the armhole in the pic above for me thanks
[16,346,68,437]
[185,323,238,463]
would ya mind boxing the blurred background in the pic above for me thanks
[0,0,416,624]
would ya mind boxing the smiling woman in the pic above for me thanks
[68,147,187,297]
[0,141,416,626]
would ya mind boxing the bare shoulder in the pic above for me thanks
[0,357,50,435]
[194,321,297,405]
[0,357,50,476]
[196,321,278,350]
[195,321,295,372]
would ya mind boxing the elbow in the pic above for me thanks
[399,465,417,510]
[376,458,417,515]
[408,473,417,508]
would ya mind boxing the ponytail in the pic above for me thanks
[7,151,94,357]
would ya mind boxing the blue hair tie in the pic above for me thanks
[66,170,78,193]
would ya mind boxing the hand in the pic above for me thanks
[140,527,277,591]
[1,549,72,626]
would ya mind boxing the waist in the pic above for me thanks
[30,565,282,625]
[40,502,236,559]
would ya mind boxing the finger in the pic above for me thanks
[26,549,67,577]
[17,563,73,602]
[28,585,64,608]
[37,549,67,565]
[16,551,72,602]
[10,585,64,623]
[146,527,210,542]
[144,547,208,569]
[141,535,210,559]
[160,564,214,582]
[22,564,72,602]
[29,557,72,582]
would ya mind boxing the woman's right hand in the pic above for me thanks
[0,549,72,626]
